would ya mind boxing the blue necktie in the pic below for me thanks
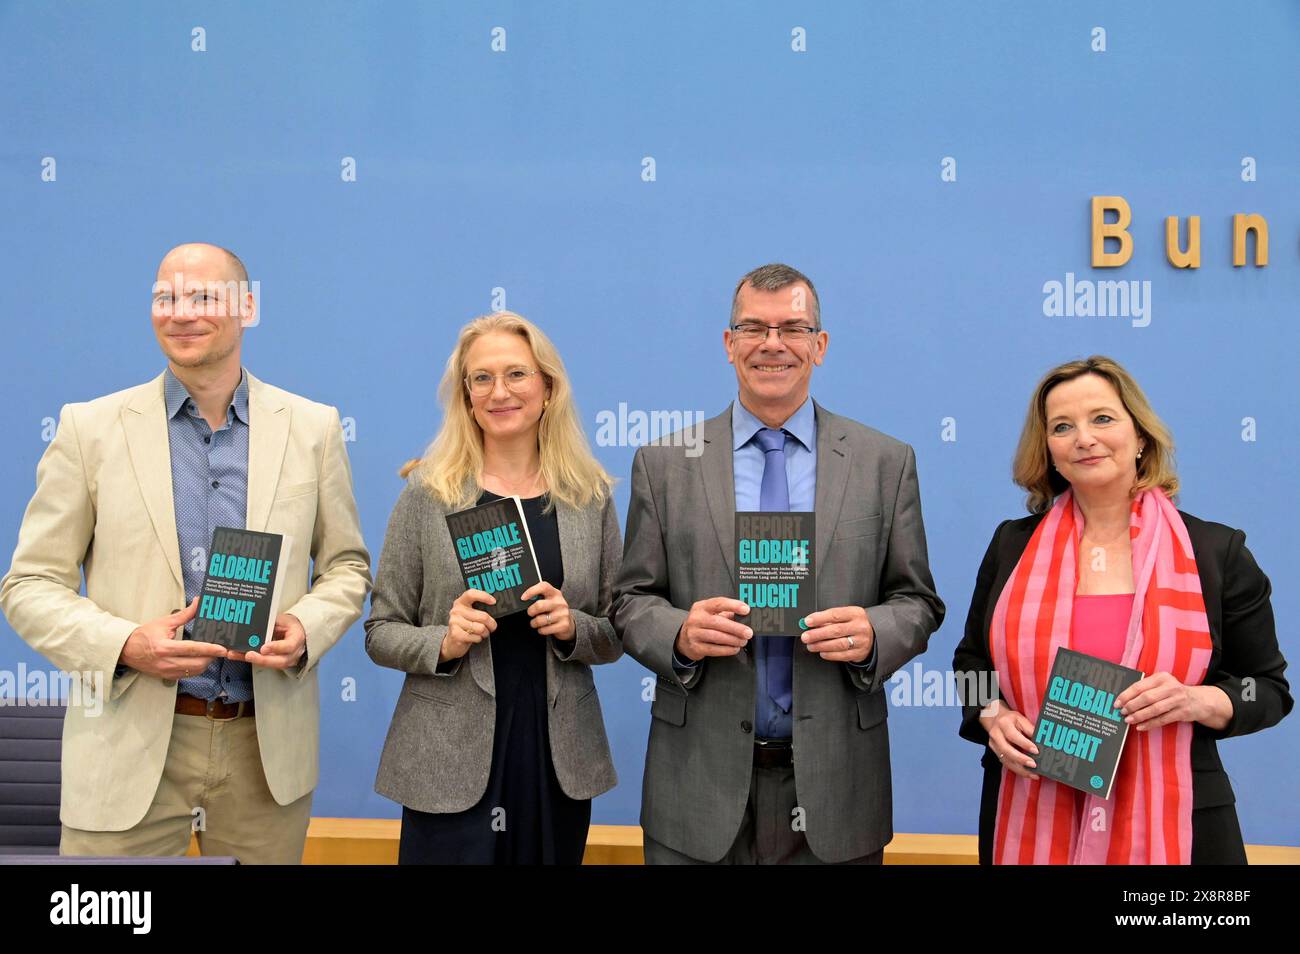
[754,427,793,714]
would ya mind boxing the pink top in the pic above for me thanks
[1070,593,1134,665]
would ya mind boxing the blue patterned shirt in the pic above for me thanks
[165,367,254,702]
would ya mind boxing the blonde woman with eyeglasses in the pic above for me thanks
[365,312,622,864]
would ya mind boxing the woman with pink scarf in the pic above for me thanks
[953,356,1291,864]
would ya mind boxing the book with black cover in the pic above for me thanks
[1029,647,1144,799]
[734,511,815,636]
[191,526,293,652]
[445,496,542,619]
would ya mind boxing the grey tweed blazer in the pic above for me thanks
[366,474,623,812]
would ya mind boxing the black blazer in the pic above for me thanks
[953,510,1292,864]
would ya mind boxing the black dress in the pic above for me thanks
[398,492,592,864]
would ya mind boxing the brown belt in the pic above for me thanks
[175,694,255,720]
[753,738,793,769]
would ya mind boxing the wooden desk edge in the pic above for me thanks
[183,821,1300,865]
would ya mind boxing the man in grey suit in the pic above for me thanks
[613,263,944,864]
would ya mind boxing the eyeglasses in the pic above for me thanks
[464,367,542,396]
[729,322,820,343]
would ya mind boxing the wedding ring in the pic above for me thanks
[544,613,551,625]
[846,635,855,649]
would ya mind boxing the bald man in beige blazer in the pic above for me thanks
[0,243,371,862]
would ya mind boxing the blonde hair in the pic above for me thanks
[1012,355,1178,514]
[399,311,614,512]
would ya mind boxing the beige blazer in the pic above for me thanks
[0,370,372,831]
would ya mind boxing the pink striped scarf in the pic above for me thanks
[987,488,1213,864]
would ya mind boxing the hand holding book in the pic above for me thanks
[227,612,307,669]
[522,580,574,641]
[441,588,499,663]
[980,699,1040,778]
[675,597,753,662]
[797,605,875,663]
[118,597,227,680]
[1115,672,1234,732]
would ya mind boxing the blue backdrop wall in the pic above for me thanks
[2,1,1296,846]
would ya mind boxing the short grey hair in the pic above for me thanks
[730,263,821,329]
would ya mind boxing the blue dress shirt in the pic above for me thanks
[735,397,814,738]
[673,397,875,738]
[165,367,254,702]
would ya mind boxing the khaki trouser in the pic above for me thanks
[60,711,312,864]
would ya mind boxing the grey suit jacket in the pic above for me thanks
[612,401,944,862]
[366,474,623,812]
